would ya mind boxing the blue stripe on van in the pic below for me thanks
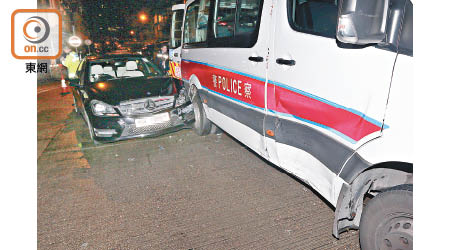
[203,85,357,143]
[182,58,389,138]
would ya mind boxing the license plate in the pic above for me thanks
[135,112,170,128]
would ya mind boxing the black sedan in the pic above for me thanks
[69,53,193,144]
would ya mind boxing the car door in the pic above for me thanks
[267,0,397,205]
[181,0,271,157]
[72,59,85,112]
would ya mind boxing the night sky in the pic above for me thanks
[79,0,183,41]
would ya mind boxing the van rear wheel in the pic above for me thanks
[359,184,413,250]
[192,91,211,136]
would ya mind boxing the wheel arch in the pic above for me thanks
[333,161,413,238]
[186,74,202,101]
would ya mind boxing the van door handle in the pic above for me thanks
[174,53,179,57]
[276,58,296,66]
[248,56,264,62]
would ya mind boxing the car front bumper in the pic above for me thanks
[89,102,194,143]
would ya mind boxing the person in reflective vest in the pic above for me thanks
[61,47,80,79]
[156,45,169,74]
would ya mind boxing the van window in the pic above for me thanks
[210,0,263,47]
[236,0,261,35]
[170,9,184,48]
[288,0,338,38]
[183,0,211,45]
[214,0,237,38]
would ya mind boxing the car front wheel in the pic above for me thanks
[359,184,413,250]
[86,116,100,146]
[73,94,79,113]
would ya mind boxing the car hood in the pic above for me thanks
[86,76,173,105]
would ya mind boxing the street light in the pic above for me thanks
[130,30,135,35]
[138,12,148,23]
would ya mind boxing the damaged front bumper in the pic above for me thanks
[89,101,194,143]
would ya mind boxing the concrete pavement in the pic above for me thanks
[37,81,360,249]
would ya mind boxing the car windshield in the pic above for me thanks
[88,57,164,83]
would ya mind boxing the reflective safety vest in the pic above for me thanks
[62,52,80,79]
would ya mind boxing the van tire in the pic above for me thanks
[359,184,413,250]
[210,123,222,135]
[192,91,211,135]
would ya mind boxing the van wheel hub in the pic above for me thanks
[378,214,413,250]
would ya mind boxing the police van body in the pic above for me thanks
[180,0,413,248]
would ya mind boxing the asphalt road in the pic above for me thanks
[37,81,360,249]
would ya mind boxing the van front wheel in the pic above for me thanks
[192,91,211,136]
[359,184,413,250]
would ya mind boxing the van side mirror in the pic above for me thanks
[336,0,389,45]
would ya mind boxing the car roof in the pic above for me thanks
[87,53,144,61]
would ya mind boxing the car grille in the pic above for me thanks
[118,97,174,116]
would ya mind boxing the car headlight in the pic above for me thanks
[90,100,117,116]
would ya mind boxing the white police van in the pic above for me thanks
[180,0,413,249]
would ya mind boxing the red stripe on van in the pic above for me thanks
[182,60,381,142]
[268,83,381,141]
[182,60,266,108]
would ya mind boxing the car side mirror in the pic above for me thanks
[68,79,82,88]
[336,0,389,45]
